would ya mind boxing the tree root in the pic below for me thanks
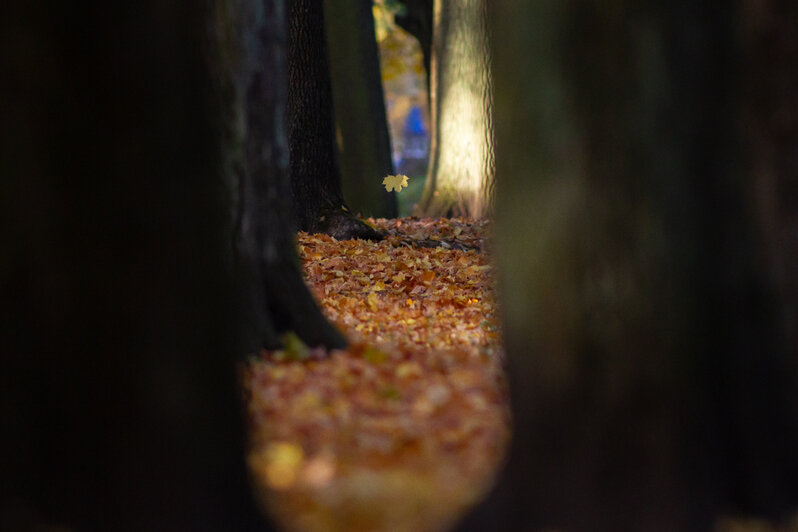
[315,206,384,241]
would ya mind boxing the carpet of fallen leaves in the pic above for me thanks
[246,217,509,532]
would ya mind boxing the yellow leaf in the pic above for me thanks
[262,442,304,490]
[382,174,410,192]
[279,331,310,361]
[367,292,379,311]
[371,280,386,292]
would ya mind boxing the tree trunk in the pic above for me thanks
[456,1,798,531]
[395,0,433,92]
[325,0,397,220]
[0,1,273,530]
[417,0,494,219]
[738,0,798,377]
[287,0,382,239]
[212,0,347,351]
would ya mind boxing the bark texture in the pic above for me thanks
[0,1,272,530]
[287,0,382,240]
[456,1,798,531]
[212,0,346,350]
[418,0,494,218]
[325,0,397,219]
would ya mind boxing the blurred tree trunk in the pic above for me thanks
[456,1,798,531]
[739,0,798,377]
[287,0,382,239]
[395,0,433,91]
[417,0,494,219]
[325,0,397,220]
[212,0,346,351]
[0,1,275,530]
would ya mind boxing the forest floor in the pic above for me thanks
[245,217,509,532]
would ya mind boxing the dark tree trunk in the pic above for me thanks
[287,0,382,240]
[0,1,273,530]
[456,1,798,531]
[212,0,346,351]
[325,0,397,220]
[739,0,798,377]
[395,0,433,93]
[417,0,494,219]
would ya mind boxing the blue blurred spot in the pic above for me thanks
[404,106,426,135]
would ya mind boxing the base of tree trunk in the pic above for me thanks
[314,205,384,241]
[262,257,347,350]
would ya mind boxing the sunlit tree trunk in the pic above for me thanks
[325,0,397,220]
[456,1,798,530]
[417,0,493,219]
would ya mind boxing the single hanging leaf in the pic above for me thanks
[382,174,410,192]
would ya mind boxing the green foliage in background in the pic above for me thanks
[397,172,425,216]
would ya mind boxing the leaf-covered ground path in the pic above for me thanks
[246,217,510,532]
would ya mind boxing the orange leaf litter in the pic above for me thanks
[246,218,510,532]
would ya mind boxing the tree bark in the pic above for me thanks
[212,0,347,351]
[417,0,494,219]
[456,1,798,530]
[287,0,382,239]
[0,1,273,530]
[325,0,397,220]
